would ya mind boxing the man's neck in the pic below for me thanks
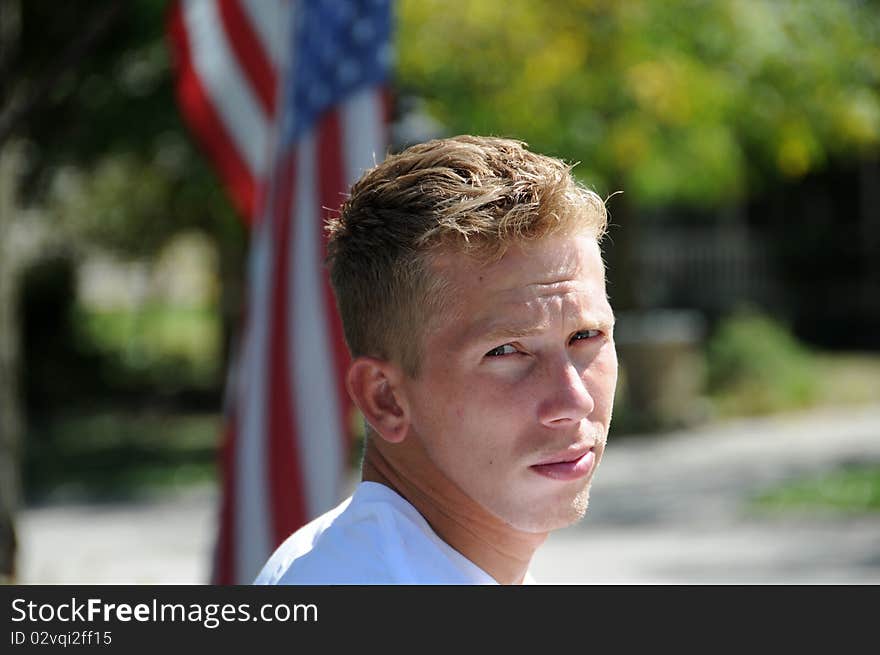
[361,438,547,585]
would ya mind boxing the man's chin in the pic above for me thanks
[503,491,592,534]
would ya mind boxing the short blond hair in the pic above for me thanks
[326,135,607,375]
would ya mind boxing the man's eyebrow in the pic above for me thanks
[479,323,547,343]
[472,314,615,344]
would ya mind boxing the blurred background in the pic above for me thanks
[2,0,879,584]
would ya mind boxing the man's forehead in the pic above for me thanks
[425,233,610,341]
[430,233,604,292]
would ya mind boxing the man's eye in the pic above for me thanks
[571,330,601,343]
[485,344,518,357]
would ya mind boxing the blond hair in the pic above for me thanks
[326,135,607,375]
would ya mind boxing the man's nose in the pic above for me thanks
[536,357,595,428]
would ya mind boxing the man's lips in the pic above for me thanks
[530,445,597,481]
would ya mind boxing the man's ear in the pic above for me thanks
[345,356,409,444]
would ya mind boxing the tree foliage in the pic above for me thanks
[3,0,242,257]
[396,0,880,208]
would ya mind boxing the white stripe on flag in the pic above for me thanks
[239,0,289,74]
[341,89,387,187]
[236,209,273,580]
[182,0,271,179]
[290,133,346,519]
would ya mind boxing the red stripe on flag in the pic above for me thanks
[213,412,238,584]
[217,0,278,117]
[213,289,252,584]
[166,2,256,223]
[266,152,307,544]
[380,88,395,153]
[317,112,354,465]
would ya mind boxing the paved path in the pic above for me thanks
[17,404,880,584]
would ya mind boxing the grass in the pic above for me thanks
[750,464,880,516]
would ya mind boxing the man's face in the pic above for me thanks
[399,229,618,533]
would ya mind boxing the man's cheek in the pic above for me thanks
[591,352,618,400]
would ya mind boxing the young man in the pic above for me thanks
[255,135,618,585]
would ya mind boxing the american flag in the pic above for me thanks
[167,0,393,584]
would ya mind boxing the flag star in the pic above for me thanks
[322,43,339,66]
[309,84,329,110]
[283,0,391,143]
[376,42,393,67]
[351,18,374,44]
[337,60,359,85]
[333,1,354,22]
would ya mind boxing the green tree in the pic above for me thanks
[397,0,880,207]
[396,0,880,427]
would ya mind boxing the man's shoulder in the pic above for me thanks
[263,534,398,585]
[252,497,351,584]
[253,482,414,585]
[254,481,502,585]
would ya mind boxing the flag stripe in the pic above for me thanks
[291,132,347,517]
[170,0,391,583]
[167,1,256,219]
[267,151,308,544]
[217,0,278,116]
[381,87,394,148]
[180,0,271,188]
[340,89,387,186]
[238,0,288,73]
[235,201,273,578]
[213,413,237,583]
[316,112,356,474]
